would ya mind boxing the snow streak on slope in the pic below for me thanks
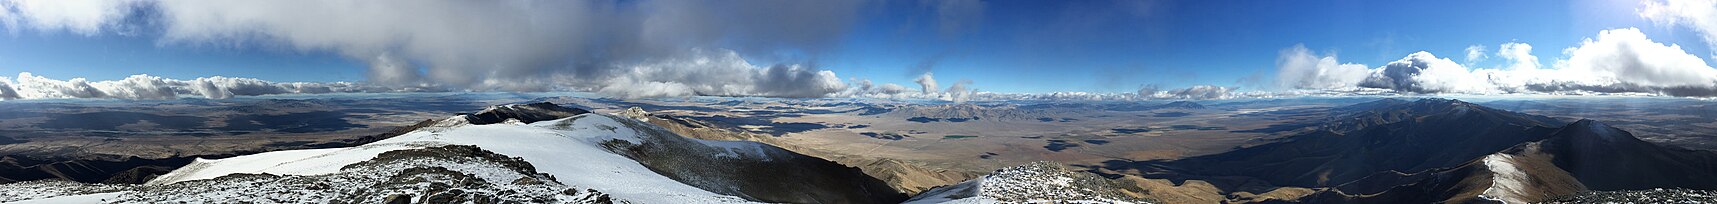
[1480,153,1529,203]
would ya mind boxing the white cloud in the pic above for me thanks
[914,72,939,95]
[1358,51,1499,94]
[96,74,181,100]
[855,79,873,92]
[0,76,19,100]
[1280,28,1717,97]
[945,79,973,103]
[1642,0,1717,56]
[188,76,350,99]
[1275,44,1372,89]
[1165,85,1236,100]
[877,83,911,95]
[0,72,385,100]
[838,72,986,102]
[1555,28,1717,88]
[1465,45,1487,65]
[0,0,137,35]
[596,49,847,99]
[14,72,106,98]
[1135,84,1160,97]
[1496,42,1540,71]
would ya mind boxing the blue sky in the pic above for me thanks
[0,0,1709,95]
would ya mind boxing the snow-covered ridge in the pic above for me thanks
[157,112,757,203]
[6,109,763,203]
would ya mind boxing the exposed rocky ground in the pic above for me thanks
[905,161,1153,204]
[1543,188,1717,203]
[1,145,615,203]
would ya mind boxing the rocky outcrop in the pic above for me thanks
[0,145,616,203]
[906,161,1153,204]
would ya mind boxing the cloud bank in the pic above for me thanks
[597,49,846,98]
[844,72,979,102]
[1275,28,1717,97]
[1,0,879,98]
[0,72,368,100]
[1275,45,1372,90]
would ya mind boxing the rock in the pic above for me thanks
[383,194,412,204]
[618,107,650,122]
[511,177,542,185]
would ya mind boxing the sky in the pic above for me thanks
[1,0,1717,101]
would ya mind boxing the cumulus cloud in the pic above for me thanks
[1131,85,1239,100]
[914,72,939,95]
[837,72,988,102]
[1555,28,1717,88]
[1278,28,1717,97]
[945,79,974,103]
[876,83,913,95]
[188,76,348,100]
[1275,44,1372,89]
[879,82,920,97]
[1135,84,1160,97]
[0,0,138,35]
[1357,51,1497,94]
[1465,45,1487,65]
[1496,42,1540,71]
[0,72,381,100]
[596,49,848,98]
[1163,85,1236,100]
[0,76,19,100]
[1642,0,1717,56]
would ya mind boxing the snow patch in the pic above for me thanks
[1481,153,1530,204]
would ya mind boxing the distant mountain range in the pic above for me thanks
[1100,98,1717,203]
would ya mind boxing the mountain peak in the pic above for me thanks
[1526,118,1717,192]
[1545,119,1647,147]
[464,102,590,125]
